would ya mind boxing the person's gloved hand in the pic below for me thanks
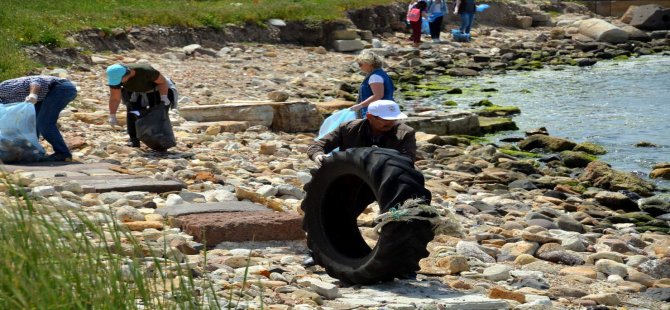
[25,93,38,104]
[160,95,171,106]
[311,153,325,168]
[108,114,118,127]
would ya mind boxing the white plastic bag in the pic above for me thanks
[317,108,357,140]
[0,102,45,163]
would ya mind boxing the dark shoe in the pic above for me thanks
[303,256,317,267]
[127,140,140,148]
[400,271,418,280]
[42,153,72,162]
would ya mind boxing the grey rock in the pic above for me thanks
[638,195,670,216]
[508,179,537,190]
[482,264,512,281]
[595,259,628,277]
[644,288,670,302]
[511,276,550,290]
[638,258,670,279]
[456,241,496,263]
[557,214,585,233]
[526,219,559,230]
[179,191,206,203]
[538,251,585,265]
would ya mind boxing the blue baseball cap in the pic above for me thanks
[106,64,128,86]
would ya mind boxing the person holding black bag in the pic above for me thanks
[106,63,177,151]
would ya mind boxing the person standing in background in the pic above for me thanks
[454,0,477,34]
[0,75,77,162]
[427,0,448,42]
[407,0,428,47]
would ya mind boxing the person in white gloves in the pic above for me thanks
[307,100,416,168]
[106,63,174,147]
[0,75,77,162]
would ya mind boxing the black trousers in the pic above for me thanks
[122,90,174,142]
[429,16,444,39]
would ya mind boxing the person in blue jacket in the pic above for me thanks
[350,52,395,119]
[427,0,448,42]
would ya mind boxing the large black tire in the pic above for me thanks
[301,147,434,284]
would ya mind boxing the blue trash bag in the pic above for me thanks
[0,102,46,163]
[421,18,430,35]
[451,29,471,42]
[476,4,490,12]
[317,108,357,140]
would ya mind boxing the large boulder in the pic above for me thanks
[179,102,274,126]
[270,101,323,132]
[518,134,576,152]
[178,101,322,132]
[627,4,670,31]
[404,112,480,136]
[579,161,656,196]
[578,18,629,43]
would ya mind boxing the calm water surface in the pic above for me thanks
[410,55,670,189]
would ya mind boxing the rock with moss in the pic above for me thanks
[573,142,607,155]
[638,195,670,216]
[518,134,576,152]
[579,161,656,197]
[561,150,597,168]
[416,84,452,91]
[471,99,493,107]
[650,166,670,179]
[443,100,458,107]
[478,117,518,134]
[477,105,521,117]
[499,148,542,158]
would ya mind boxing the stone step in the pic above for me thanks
[333,39,366,52]
[331,281,510,309]
[178,100,322,132]
[155,201,270,217]
[55,175,185,193]
[2,162,185,193]
[181,120,250,134]
[168,206,304,245]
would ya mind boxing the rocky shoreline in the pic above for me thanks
[3,1,670,309]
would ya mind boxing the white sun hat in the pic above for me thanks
[367,100,408,120]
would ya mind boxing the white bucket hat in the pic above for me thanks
[367,100,408,120]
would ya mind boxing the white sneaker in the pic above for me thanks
[432,38,441,43]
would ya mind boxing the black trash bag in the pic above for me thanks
[135,105,176,152]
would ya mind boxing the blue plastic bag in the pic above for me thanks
[0,102,45,163]
[451,29,471,42]
[421,18,430,35]
[476,4,490,12]
[317,108,356,140]
[427,12,444,23]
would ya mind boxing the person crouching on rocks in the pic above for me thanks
[106,63,176,148]
[0,75,77,162]
[308,100,416,168]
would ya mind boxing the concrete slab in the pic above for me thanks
[333,280,510,309]
[57,175,185,193]
[25,171,89,178]
[155,201,270,217]
[1,162,118,173]
[171,210,304,245]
